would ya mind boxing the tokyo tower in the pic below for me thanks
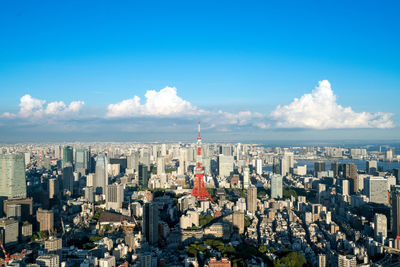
[191,120,214,203]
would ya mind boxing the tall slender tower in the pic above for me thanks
[191,121,214,202]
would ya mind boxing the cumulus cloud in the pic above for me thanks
[270,80,394,129]
[106,86,200,118]
[1,94,85,120]
[106,86,267,129]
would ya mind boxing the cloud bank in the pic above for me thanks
[270,80,394,129]
[2,94,85,120]
[106,86,200,118]
[0,80,395,136]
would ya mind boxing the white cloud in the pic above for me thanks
[106,86,200,118]
[270,80,394,129]
[106,86,268,129]
[2,94,85,120]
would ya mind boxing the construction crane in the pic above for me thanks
[0,241,10,262]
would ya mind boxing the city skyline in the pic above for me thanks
[1,1,399,142]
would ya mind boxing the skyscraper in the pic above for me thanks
[314,162,326,176]
[256,159,262,175]
[0,153,27,198]
[62,146,73,168]
[157,157,165,175]
[139,164,148,188]
[366,160,377,174]
[247,186,257,214]
[218,154,234,177]
[343,163,358,194]
[62,164,74,195]
[105,184,124,210]
[95,155,108,193]
[243,167,250,189]
[75,148,89,175]
[374,213,387,243]
[143,203,159,245]
[391,186,400,237]
[271,174,283,199]
[364,176,388,204]
[280,151,294,176]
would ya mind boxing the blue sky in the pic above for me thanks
[0,1,399,142]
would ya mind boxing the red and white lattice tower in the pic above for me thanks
[191,120,214,203]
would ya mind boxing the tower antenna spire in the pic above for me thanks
[191,119,214,203]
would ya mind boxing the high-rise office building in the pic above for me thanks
[37,208,54,232]
[366,160,378,174]
[0,218,18,246]
[0,153,27,198]
[271,174,283,199]
[243,167,250,189]
[342,179,350,196]
[62,164,74,195]
[157,157,165,175]
[218,155,234,177]
[127,152,139,172]
[48,178,60,200]
[105,184,124,211]
[62,146,73,168]
[256,159,262,175]
[232,211,244,234]
[75,148,89,175]
[364,176,388,204]
[374,213,387,243]
[84,186,95,203]
[343,163,358,194]
[331,162,341,177]
[280,151,294,176]
[139,164,149,188]
[247,186,257,214]
[391,186,400,237]
[143,203,159,245]
[6,204,21,222]
[219,145,232,156]
[95,155,108,192]
[314,162,326,176]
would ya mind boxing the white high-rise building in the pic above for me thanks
[157,157,165,175]
[243,167,250,189]
[280,151,293,176]
[342,179,350,196]
[374,213,387,243]
[256,159,262,175]
[95,155,108,193]
[218,154,234,177]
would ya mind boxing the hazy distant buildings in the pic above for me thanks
[0,153,27,198]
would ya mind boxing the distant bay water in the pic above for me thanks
[265,160,400,173]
